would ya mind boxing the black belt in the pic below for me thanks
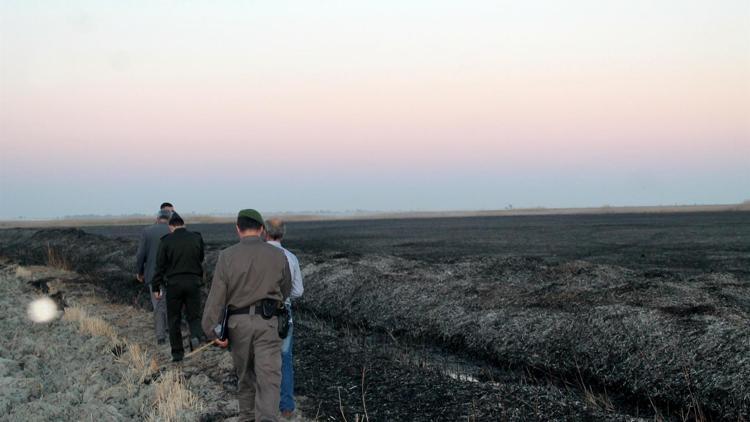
[227,305,261,316]
[168,272,202,278]
[228,299,283,318]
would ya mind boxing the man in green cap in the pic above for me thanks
[202,209,291,422]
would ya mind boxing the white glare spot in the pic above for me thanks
[27,297,59,323]
[445,371,480,383]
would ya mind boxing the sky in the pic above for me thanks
[1,0,749,219]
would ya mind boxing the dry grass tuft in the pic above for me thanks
[116,342,157,395]
[14,266,33,280]
[575,361,614,413]
[80,315,118,341]
[146,369,204,422]
[583,387,614,413]
[116,343,151,383]
[62,306,87,322]
[681,367,707,422]
[149,357,160,374]
[59,304,202,420]
[46,242,72,271]
[63,306,119,345]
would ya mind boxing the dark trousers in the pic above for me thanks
[166,274,204,357]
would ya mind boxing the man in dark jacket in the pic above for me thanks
[152,212,207,361]
[135,209,172,344]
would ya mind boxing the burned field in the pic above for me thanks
[1,211,749,421]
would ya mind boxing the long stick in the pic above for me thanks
[184,342,214,358]
[337,387,348,422]
[361,367,369,422]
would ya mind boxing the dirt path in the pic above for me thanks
[67,275,238,421]
[0,261,311,422]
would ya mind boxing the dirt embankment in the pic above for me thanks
[0,229,147,306]
[0,260,314,422]
[0,228,223,309]
[2,227,749,420]
[0,263,206,421]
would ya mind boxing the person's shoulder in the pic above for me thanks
[253,241,284,258]
[282,247,299,263]
[260,241,283,252]
[220,241,242,257]
[221,241,266,265]
[147,223,168,235]
[189,230,203,240]
[264,242,289,262]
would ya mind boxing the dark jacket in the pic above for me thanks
[151,228,205,292]
[135,222,171,284]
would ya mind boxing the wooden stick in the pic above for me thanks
[337,387,349,422]
[184,341,214,358]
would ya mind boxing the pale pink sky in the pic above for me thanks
[1,1,749,218]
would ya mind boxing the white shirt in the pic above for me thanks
[267,240,304,303]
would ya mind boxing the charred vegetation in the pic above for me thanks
[1,212,748,420]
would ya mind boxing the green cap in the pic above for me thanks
[238,209,264,226]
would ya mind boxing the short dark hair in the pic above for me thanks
[160,202,173,209]
[237,216,263,232]
[169,212,185,226]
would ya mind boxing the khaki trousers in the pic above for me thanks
[229,313,282,422]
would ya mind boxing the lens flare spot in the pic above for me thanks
[27,297,59,323]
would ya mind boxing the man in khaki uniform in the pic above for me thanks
[202,209,291,422]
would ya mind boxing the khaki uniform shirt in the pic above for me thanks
[202,236,292,338]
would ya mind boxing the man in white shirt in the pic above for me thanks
[264,218,304,418]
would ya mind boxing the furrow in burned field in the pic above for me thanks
[292,310,644,421]
[297,253,750,420]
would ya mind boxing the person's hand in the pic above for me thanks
[136,274,144,283]
[213,338,229,349]
[153,290,162,300]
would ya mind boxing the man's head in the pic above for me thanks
[156,209,171,223]
[168,212,185,232]
[236,209,264,238]
[160,202,174,212]
[264,218,286,242]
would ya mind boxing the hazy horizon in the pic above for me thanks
[2,1,749,219]
[2,202,748,222]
